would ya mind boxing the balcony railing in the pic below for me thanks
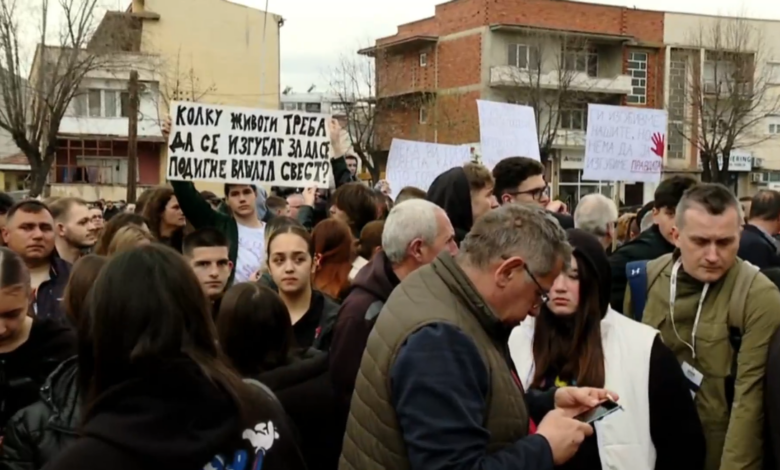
[490,66,633,95]
[58,116,163,137]
[553,129,587,148]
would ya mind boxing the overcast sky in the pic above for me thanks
[226,0,780,93]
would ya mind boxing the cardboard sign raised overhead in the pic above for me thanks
[582,104,667,183]
[166,101,333,188]
[477,100,540,168]
[386,139,471,198]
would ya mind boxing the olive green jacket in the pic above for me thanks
[625,253,780,470]
[339,253,531,470]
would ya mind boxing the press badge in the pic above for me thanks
[682,361,703,398]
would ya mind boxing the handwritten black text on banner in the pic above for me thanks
[166,102,332,188]
[582,104,666,183]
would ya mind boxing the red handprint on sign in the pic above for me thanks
[651,133,665,158]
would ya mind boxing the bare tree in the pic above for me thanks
[330,49,471,183]
[677,17,780,183]
[0,0,138,196]
[499,31,613,164]
[329,51,382,183]
[151,49,216,122]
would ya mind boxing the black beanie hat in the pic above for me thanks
[566,229,612,318]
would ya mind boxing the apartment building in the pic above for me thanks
[32,0,282,199]
[281,92,354,116]
[366,0,780,205]
[362,0,664,207]
[47,50,164,201]
[663,13,780,196]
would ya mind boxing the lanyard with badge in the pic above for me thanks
[670,259,708,398]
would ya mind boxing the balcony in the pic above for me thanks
[553,129,586,148]
[490,66,633,95]
[58,116,163,139]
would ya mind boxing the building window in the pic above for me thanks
[88,90,102,117]
[420,53,428,67]
[668,121,685,159]
[73,89,128,118]
[419,107,428,124]
[770,63,780,85]
[66,156,138,185]
[305,103,322,113]
[508,44,540,70]
[559,107,587,130]
[120,92,130,118]
[770,123,780,134]
[282,102,297,111]
[626,52,648,105]
[558,169,614,211]
[562,47,598,77]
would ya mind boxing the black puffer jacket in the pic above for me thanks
[0,357,79,470]
[257,348,339,470]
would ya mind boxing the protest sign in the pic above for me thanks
[583,104,666,183]
[477,100,540,168]
[166,101,333,188]
[386,139,471,197]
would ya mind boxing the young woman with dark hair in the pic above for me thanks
[311,219,353,300]
[44,245,306,470]
[266,226,340,350]
[509,230,705,470]
[94,213,149,256]
[142,187,186,252]
[0,248,76,443]
[217,283,339,470]
[1,255,107,469]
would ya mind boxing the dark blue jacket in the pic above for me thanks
[35,257,71,322]
[390,322,556,470]
[738,224,780,270]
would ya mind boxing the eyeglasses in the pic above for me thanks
[524,264,550,306]
[507,184,550,202]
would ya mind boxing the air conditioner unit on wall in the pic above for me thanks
[753,157,765,169]
[751,172,765,183]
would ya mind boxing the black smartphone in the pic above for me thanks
[574,400,622,424]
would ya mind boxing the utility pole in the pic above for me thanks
[127,70,139,203]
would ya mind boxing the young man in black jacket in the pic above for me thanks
[608,176,697,313]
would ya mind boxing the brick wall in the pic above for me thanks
[371,0,668,150]
[438,35,482,89]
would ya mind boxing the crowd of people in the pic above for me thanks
[1,120,780,470]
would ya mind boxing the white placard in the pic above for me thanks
[583,104,666,183]
[477,100,541,168]
[166,101,333,188]
[386,139,471,197]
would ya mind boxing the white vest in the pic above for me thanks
[509,309,658,470]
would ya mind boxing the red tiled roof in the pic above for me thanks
[0,153,28,166]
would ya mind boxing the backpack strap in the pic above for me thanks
[626,260,649,321]
[625,253,675,321]
[725,260,760,410]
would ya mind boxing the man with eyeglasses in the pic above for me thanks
[492,157,574,229]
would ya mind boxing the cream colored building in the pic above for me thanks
[663,13,780,196]
[129,0,282,195]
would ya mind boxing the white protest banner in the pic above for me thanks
[477,100,540,168]
[386,139,471,197]
[583,104,666,183]
[166,101,332,188]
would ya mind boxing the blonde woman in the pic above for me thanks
[107,225,154,256]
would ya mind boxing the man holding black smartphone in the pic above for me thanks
[340,204,618,470]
